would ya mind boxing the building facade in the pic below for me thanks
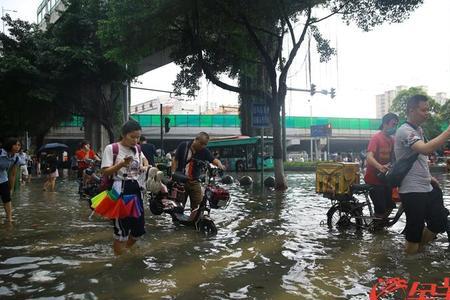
[375,86,406,118]
[376,85,448,118]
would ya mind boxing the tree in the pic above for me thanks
[0,16,72,146]
[47,0,130,142]
[99,0,424,189]
[390,87,442,138]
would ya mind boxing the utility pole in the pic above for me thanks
[286,85,335,162]
[160,103,163,156]
[282,99,287,162]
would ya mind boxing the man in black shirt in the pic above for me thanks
[171,132,225,211]
[139,136,156,166]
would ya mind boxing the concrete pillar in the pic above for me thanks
[84,117,102,154]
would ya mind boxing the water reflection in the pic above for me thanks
[0,172,448,299]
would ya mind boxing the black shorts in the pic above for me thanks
[112,180,145,241]
[400,188,449,243]
[0,181,11,204]
[369,185,395,216]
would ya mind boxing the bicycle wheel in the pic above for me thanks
[385,203,405,227]
[327,203,364,229]
[197,218,218,236]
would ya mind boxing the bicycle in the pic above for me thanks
[324,184,405,231]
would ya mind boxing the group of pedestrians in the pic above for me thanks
[365,94,449,254]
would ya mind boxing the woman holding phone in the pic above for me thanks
[101,119,148,255]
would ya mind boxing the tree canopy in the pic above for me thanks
[0,16,70,143]
[0,0,131,145]
[390,87,444,139]
[99,0,424,189]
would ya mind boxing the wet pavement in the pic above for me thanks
[0,170,449,299]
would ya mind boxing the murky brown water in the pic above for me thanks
[0,170,449,299]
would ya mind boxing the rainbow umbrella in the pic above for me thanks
[90,188,142,219]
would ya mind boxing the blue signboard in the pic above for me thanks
[251,103,271,128]
[311,124,332,137]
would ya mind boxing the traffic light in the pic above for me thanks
[330,88,336,99]
[326,123,332,136]
[310,84,316,96]
[164,117,170,133]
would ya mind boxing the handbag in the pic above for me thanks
[383,153,419,187]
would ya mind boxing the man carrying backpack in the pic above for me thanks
[394,94,450,254]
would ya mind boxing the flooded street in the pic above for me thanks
[1,171,449,299]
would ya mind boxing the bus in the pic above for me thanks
[207,136,274,171]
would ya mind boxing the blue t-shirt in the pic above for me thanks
[175,141,214,180]
[0,149,19,184]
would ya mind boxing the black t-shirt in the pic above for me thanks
[140,143,156,166]
[175,141,214,180]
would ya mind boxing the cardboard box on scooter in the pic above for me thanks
[316,162,360,197]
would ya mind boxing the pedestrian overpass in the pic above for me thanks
[46,114,381,153]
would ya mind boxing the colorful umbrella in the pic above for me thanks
[90,186,142,219]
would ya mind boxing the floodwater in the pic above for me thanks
[0,170,449,299]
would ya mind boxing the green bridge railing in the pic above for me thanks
[59,114,383,131]
[130,114,383,130]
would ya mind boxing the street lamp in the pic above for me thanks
[2,7,17,33]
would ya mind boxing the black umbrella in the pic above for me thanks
[38,143,69,153]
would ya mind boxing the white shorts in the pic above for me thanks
[20,165,29,177]
[49,169,59,178]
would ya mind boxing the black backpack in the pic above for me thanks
[42,157,57,174]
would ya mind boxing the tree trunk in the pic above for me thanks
[238,75,256,136]
[270,97,287,190]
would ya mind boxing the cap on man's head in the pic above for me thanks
[379,112,399,130]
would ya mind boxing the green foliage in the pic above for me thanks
[99,0,424,188]
[390,87,442,138]
[0,0,130,142]
[0,16,70,138]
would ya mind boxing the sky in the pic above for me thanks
[2,0,449,118]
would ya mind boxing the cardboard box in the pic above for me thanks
[316,162,360,196]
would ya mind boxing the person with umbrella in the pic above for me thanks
[38,142,69,192]
[0,138,21,223]
[42,152,59,192]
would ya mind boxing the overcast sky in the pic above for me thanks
[2,0,449,118]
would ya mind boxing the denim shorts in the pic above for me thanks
[0,181,11,204]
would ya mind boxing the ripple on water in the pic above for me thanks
[29,270,59,282]
[1,172,449,299]
[141,278,177,294]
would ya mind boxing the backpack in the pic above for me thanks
[98,143,142,191]
[42,157,57,175]
[99,143,119,192]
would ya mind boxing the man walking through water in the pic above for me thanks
[394,94,449,254]
[171,132,225,212]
